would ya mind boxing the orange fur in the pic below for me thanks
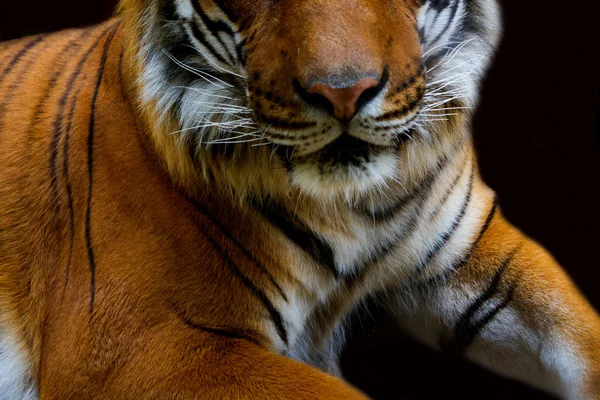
[0,22,366,398]
[0,1,598,399]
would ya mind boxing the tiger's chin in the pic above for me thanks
[284,136,399,201]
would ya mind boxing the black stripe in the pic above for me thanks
[191,1,237,63]
[346,144,468,286]
[117,44,127,101]
[472,196,498,245]
[429,154,469,219]
[464,284,516,343]
[445,247,519,352]
[0,47,15,72]
[202,229,288,345]
[0,36,48,137]
[345,157,454,286]
[251,197,339,279]
[52,25,118,164]
[358,190,418,224]
[374,90,424,122]
[86,24,120,313]
[45,33,89,210]
[173,304,261,346]
[49,23,118,300]
[462,0,485,37]
[235,39,247,68]
[254,112,316,131]
[427,0,452,12]
[0,35,46,88]
[190,198,288,301]
[191,0,234,36]
[165,27,203,72]
[60,84,84,301]
[357,147,452,224]
[448,285,516,352]
[347,209,421,287]
[420,196,498,287]
[212,0,240,23]
[187,21,229,65]
[0,52,43,133]
[428,0,461,48]
[158,0,180,22]
[415,163,474,272]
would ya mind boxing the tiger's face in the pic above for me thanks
[241,0,425,195]
[137,0,501,198]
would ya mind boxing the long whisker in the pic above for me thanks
[162,49,233,88]
[181,42,246,79]
[425,38,475,74]
[172,86,239,101]
[422,39,472,60]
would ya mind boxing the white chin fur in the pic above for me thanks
[289,151,398,201]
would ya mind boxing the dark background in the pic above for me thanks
[1,1,597,399]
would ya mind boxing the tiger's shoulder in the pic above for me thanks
[0,19,125,140]
[0,19,134,398]
[0,19,129,176]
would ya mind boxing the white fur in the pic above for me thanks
[541,335,588,399]
[0,332,37,400]
[290,151,399,201]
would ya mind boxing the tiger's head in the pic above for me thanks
[121,0,501,200]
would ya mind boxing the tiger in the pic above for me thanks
[0,0,598,398]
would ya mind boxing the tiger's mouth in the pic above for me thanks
[261,104,421,161]
[257,105,421,198]
[316,134,381,167]
[278,132,409,167]
[272,131,408,198]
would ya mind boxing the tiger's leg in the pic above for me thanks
[40,325,369,399]
[392,204,600,399]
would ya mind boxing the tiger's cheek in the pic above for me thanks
[243,20,303,123]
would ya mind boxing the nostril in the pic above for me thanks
[292,79,337,117]
[293,67,389,123]
[354,67,390,116]
[307,78,378,122]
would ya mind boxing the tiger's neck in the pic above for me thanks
[117,8,492,359]
[244,138,490,367]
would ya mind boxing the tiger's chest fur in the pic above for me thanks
[246,141,488,373]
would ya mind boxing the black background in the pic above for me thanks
[1,1,597,399]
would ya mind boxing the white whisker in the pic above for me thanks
[181,43,246,79]
[162,49,233,88]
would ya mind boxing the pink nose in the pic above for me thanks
[307,77,379,122]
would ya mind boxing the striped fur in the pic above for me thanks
[0,0,598,399]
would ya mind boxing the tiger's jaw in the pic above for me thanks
[265,100,422,199]
[245,58,423,199]
[279,134,403,199]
